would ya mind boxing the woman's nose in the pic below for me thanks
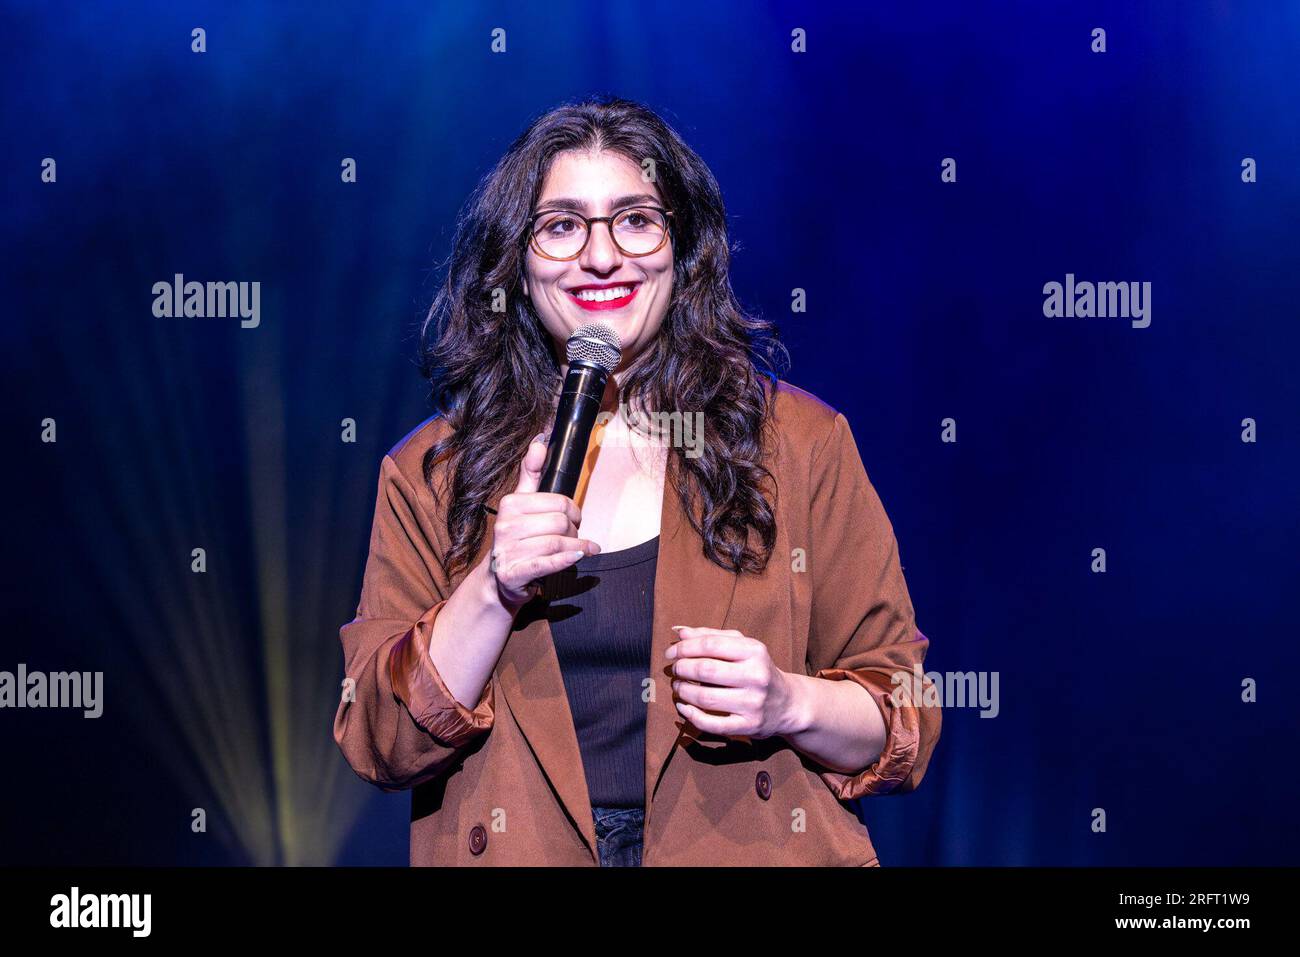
[579,220,623,270]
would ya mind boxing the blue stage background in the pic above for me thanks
[2,0,1297,865]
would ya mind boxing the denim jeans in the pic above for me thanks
[592,805,644,867]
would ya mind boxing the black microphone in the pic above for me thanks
[538,322,622,498]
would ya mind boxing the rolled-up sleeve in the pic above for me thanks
[333,453,495,792]
[805,413,941,800]
[388,598,494,746]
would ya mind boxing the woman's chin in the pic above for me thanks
[573,310,636,334]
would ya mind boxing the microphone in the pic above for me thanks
[538,322,622,498]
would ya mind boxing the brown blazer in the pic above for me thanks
[333,380,941,866]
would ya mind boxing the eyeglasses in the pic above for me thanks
[527,205,674,261]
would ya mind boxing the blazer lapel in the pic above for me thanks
[484,491,597,857]
[644,469,738,813]
[484,460,738,859]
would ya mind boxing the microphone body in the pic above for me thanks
[539,363,607,498]
[538,323,621,498]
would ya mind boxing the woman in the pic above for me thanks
[333,95,940,866]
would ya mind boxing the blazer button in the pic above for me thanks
[468,823,488,855]
[755,770,772,800]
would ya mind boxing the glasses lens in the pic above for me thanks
[613,207,667,255]
[533,212,588,258]
[531,208,668,258]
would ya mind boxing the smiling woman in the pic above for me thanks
[526,195,673,316]
[523,158,675,376]
[332,94,941,867]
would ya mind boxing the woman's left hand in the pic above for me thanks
[665,627,803,740]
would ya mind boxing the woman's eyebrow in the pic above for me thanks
[535,193,660,213]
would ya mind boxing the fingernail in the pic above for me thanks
[671,625,686,633]
[533,432,547,445]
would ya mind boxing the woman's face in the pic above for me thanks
[522,149,674,375]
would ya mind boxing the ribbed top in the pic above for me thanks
[542,535,659,809]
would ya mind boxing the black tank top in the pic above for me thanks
[541,534,659,809]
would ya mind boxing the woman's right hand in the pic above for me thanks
[486,433,601,611]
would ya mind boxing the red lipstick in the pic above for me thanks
[567,282,640,312]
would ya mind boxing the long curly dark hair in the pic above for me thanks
[418,94,788,577]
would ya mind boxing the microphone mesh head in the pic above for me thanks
[565,322,622,372]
